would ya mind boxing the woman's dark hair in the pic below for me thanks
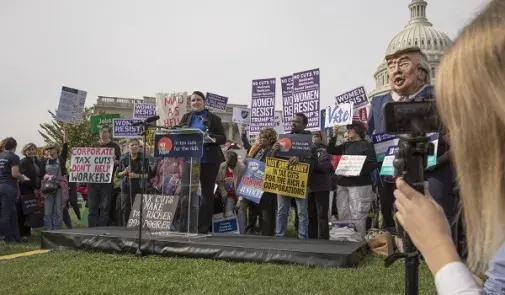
[100,124,112,133]
[3,137,17,151]
[192,91,206,101]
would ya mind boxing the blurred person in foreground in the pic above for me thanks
[395,1,505,293]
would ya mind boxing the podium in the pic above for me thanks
[155,128,206,237]
[126,128,206,239]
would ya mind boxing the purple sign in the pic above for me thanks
[292,69,321,130]
[112,118,143,138]
[281,75,293,133]
[206,92,228,111]
[334,86,368,109]
[250,78,276,134]
[133,103,156,119]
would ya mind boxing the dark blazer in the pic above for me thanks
[179,110,226,165]
[19,157,45,195]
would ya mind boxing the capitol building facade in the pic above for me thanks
[368,0,453,100]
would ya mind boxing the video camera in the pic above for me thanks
[382,98,441,295]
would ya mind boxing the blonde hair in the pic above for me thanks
[22,143,37,156]
[435,0,505,274]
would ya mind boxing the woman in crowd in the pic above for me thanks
[395,1,505,293]
[178,90,226,234]
[116,138,150,226]
[216,150,246,234]
[246,127,278,236]
[41,141,69,231]
[0,137,25,243]
[18,143,45,235]
[308,131,332,240]
[327,121,377,234]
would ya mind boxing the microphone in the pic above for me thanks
[131,115,160,126]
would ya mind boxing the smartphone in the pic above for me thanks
[383,100,441,135]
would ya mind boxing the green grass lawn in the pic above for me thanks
[0,208,436,295]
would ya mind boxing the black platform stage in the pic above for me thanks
[41,227,368,268]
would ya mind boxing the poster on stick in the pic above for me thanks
[69,148,115,183]
[133,103,157,119]
[325,103,354,128]
[90,114,121,134]
[334,86,368,109]
[292,69,321,131]
[112,118,143,138]
[262,157,309,199]
[206,93,228,111]
[55,86,87,124]
[281,75,294,133]
[127,194,180,231]
[232,107,251,124]
[155,92,188,128]
[250,78,276,135]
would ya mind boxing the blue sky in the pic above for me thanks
[0,0,488,150]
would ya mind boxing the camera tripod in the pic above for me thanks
[384,133,434,295]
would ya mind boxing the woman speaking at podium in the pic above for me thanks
[178,91,226,234]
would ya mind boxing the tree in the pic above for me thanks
[38,107,99,156]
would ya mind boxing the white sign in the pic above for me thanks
[232,107,251,124]
[56,86,87,124]
[325,103,353,128]
[69,148,115,183]
[274,111,285,135]
[335,155,367,176]
[155,92,188,128]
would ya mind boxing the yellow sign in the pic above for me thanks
[262,157,309,199]
[145,129,155,146]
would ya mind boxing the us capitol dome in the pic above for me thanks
[368,0,453,100]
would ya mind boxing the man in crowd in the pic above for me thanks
[87,125,121,227]
[275,113,313,240]
[367,46,455,233]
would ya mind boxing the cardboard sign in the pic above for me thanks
[262,157,309,199]
[127,194,180,231]
[335,155,367,176]
[69,148,115,183]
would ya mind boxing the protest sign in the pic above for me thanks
[353,106,369,123]
[274,111,285,135]
[335,155,367,176]
[371,132,399,162]
[325,103,354,128]
[232,107,251,124]
[250,78,276,135]
[276,134,312,158]
[292,69,321,131]
[156,92,188,128]
[127,194,180,231]
[69,147,115,183]
[112,118,143,138]
[281,75,294,133]
[90,114,121,134]
[56,86,87,124]
[237,159,265,204]
[133,103,156,119]
[154,130,204,158]
[334,86,368,109]
[206,93,228,111]
[262,157,309,199]
[212,216,239,234]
